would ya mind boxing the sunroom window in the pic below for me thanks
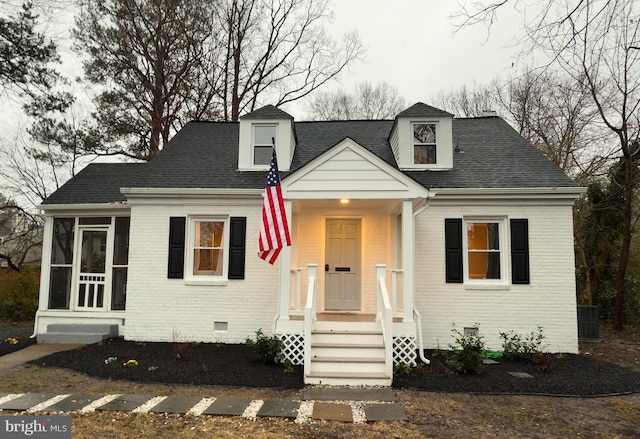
[190,218,228,277]
[413,123,437,164]
[465,221,503,280]
[253,124,277,166]
[49,218,75,309]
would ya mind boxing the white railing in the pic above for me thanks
[303,263,318,378]
[387,268,404,316]
[376,264,393,379]
[289,267,305,315]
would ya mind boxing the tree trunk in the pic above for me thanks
[613,152,633,331]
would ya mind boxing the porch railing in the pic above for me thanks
[303,264,318,378]
[376,264,393,380]
[387,268,404,317]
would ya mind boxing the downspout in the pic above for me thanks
[412,198,431,364]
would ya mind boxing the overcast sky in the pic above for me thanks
[288,0,531,118]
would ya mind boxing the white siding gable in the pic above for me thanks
[283,138,428,200]
[238,117,295,171]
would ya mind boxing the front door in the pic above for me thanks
[76,228,108,310]
[325,219,361,310]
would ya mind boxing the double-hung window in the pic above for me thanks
[465,220,503,281]
[253,124,277,166]
[413,123,437,165]
[446,218,529,285]
[189,218,228,279]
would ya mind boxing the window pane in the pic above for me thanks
[51,218,75,264]
[196,221,224,247]
[81,230,107,273]
[254,125,276,145]
[111,267,127,310]
[79,217,111,225]
[193,249,223,275]
[113,217,130,265]
[468,223,500,250]
[413,124,436,144]
[414,145,436,164]
[49,267,72,309]
[254,146,272,165]
[468,252,501,279]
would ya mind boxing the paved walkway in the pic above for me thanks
[0,389,407,423]
[0,344,407,423]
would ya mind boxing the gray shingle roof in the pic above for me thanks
[42,163,147,205]
[240,105,293,120]
[42,112,578,205]
[397,102,454,117]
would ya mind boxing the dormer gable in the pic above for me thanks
[238,105,296,171]
[389,102,454,170]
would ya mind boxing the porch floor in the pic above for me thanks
[290,312,402,323]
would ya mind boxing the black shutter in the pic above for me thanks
[168,217,186,279]
[510,219,530,284]
[445,218,463,283]
[228,217,246,279]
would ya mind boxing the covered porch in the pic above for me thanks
[273,137,430,385]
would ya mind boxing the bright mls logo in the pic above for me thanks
[1,416,71,438]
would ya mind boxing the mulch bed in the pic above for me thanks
[29,337,304,389]
[393,350,640,396]
[26,337,640,396]
[0,322,36,357]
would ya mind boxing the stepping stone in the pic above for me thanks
[364,403,408,422]
[96,394,156,412]
[148,396,202,414]
[303,388,395,402]
[508,372,534,379]
[202,398,251,416]
[312,402,353,422]
[256,400,300,419]
[483,359,500,365]
[0,393,57,411]
[48,394,103,412]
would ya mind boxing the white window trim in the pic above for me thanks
[252,123,278,168]
[412,121,438,167]
[462,217,508,286]
[185,216,230,285]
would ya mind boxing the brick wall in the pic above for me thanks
[415,202,579,353]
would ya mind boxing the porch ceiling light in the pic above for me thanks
[340,198,350,205]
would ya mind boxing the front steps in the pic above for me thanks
[306,320,391,386]
[37,324,119,344]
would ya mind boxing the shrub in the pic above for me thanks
[448,325,485,374]
[245,329,283,364]
[499,326,546,362]
[0,267,39,322]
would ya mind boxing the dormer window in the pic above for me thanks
[413,123,437,164]
[253,124,278,166]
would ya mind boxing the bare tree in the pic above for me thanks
[216,0,364,121]
[454,0,640,330]
[306,81,405,120]
[0,196,43,272]
[74,0,219,160]
[432,81,499,118]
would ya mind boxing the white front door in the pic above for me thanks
[325,219,361,310]
[75,228,108,310]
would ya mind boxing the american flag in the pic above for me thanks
[258,147,291,264]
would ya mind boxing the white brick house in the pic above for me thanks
[33,103,584,385]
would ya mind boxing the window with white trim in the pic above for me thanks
[413,123,437,164]
[253,124,277,166]
[464,219,505,281]
[188,217,229,279]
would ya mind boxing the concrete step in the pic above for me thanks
[305,371,391,386]
[310,358,386,374]
[37,324,118,344]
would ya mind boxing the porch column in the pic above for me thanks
[402,199,415,322]
[278,199,293,321]
[38,215,54,312]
